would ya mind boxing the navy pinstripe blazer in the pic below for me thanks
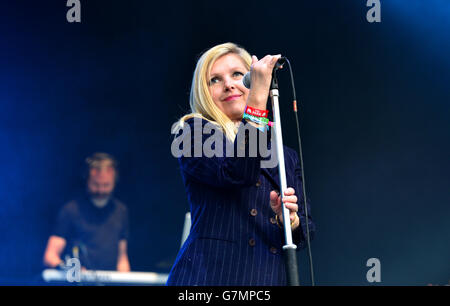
[167,117,315,286]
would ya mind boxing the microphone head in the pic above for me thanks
[242,72,251,89]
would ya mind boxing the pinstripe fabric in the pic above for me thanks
[167,118,315,286]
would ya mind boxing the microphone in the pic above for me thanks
[242,56,286,89]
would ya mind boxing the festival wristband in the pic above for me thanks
[243,113,274,127]
[244,105,269,118]
[243,112,269,125]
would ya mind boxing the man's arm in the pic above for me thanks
[117,239,130,272]
[43,235,67,268]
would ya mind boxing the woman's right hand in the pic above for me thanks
[246,54,282,110]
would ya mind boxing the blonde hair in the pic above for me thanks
[173,42,252,141]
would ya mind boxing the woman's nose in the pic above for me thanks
[223,77,236,91]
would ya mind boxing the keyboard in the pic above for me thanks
[42,269,169,285]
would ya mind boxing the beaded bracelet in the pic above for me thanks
[275,214,298,229]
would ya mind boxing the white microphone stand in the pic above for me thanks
[270,68,300,286]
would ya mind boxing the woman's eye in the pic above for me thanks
[233,71,244,77]
[209,77,220,85]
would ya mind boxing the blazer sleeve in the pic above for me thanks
[175,117,265,188]
[290,150,316,249]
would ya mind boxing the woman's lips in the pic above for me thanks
[224,94,241,102]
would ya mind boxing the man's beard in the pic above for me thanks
[89,192,111,208]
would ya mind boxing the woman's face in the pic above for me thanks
[208,53,249,122]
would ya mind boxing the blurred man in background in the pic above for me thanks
[43,152,130,272]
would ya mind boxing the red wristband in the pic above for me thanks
[245,105,268,118]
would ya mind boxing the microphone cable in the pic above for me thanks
[283,57,316,286]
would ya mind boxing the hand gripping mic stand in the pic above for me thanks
[270,60,300,286]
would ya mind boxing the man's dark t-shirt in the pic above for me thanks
[52,195,129,270]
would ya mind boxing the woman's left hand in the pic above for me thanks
[269,187,300,231]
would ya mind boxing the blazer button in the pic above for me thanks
[250,208,258,217]
[255,179,261,187]
[249,238,256,247]
[270,247,277,254]
[270,217,277,225]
